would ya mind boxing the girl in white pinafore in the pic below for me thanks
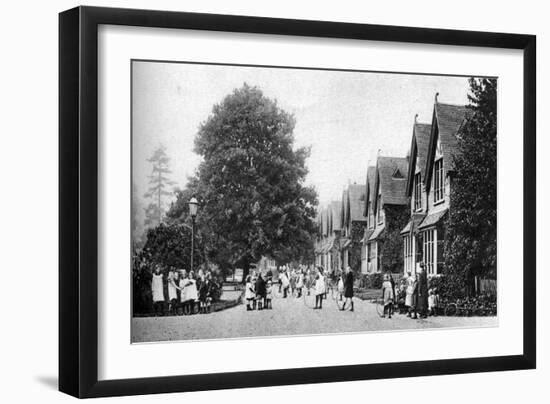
[182,271,199,315]
[151,266,165,316]
[167,270,179,315]
[245,275,255,311]
[314,269,326,309]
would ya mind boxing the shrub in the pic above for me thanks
[361,273,384,289]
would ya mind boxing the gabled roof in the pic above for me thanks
[364,166,376,216]
[329,201,342,231]
[405,121,432,195]
[347,184,367,223]
[425,101,472,188]
[374,156,409,210]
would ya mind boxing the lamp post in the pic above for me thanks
[188,197,199,274]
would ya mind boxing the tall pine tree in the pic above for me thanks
[144,146,176,228]
[444,78,497,297]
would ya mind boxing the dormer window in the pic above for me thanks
[414,172,422,211]
[434,158,444,203]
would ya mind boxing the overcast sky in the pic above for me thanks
[132,61,470,211]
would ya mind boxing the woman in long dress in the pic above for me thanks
[342,266,354,312]
[405,271,418,319]
[381,273,395,318]
[416,263,429,318]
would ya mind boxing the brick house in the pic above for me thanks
[366,156,409,273]
[401,118,432,274]
[401,98,471,276]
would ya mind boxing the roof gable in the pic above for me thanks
[347,184,367,223]
[375,156,409,208]
[405,121,431,196]
[425,101,472,189]
[364,166,376,215]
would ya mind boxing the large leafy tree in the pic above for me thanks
[444,78,497,297]
[168,84,318,277]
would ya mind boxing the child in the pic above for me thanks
[245,275,255,311]
[265,280,273,309]
[255,273,266,310]
[167,269,179,315]
[314,269,326,309]
[296,271,304,298]
[183,271,199,315]
[289,271,296,297]
[151,265,165,316]
[198,275,212,314]
[337,274,344,302]
[428,288,440,316]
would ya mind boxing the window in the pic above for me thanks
[404,235,414,274]
[422,229,438,275]
[368,243,376,272]
[434,158,444,203]
[414,172,422,211]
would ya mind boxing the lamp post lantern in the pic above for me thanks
[188,197,199,274]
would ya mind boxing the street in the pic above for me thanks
[131,292,497,343]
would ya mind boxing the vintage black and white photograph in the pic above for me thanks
[130,60,498,343]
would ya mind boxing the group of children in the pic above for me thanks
[381,266,441,319]
[245,265,355,312]
[151,265,215,316]
[244,273,273,311]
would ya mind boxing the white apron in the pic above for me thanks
[151,273,164,302]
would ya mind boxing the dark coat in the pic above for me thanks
[344,271,354,298]
[416,271,429,311]
[199,280,212,301]
[255,276,266,298]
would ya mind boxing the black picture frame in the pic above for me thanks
[59,5,536,398]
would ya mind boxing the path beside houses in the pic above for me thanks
[132,293,497,343]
